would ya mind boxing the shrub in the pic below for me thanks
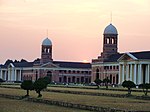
[20,80,34,97]
[139,83,150,96]
[33,78,48,97]
[122,80,136,95]
[94,79,102,89]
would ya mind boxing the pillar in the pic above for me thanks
[19,69,22,81]
[134,64,137,84]
[0,70,2,79]
[119,65,121,84]
[130,64,133,81]
[126,64,129,80]
[122,64,125,82]
[138,64,142,84]
[146,64,149,83]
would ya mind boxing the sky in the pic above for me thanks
[0,0,150,63]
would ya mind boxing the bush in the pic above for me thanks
[20,80,34,97]
[94,79,102,89]
[122,80,136,95]
[139,83,150,96]
[33,78,48,97]
[103,77,111,89]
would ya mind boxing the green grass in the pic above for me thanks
[0,84,146,96]
[0,87,150,111]
[0,97,90,112]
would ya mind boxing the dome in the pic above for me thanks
[104,23,118,35]
[42,38,52,46]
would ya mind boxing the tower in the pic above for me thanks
[101,23,118,60]
[41,38,53,64]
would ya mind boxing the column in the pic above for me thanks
[130,64,133,81]
[11,69,15,81]
[4,71,7,80]
[126,64,129,80]
[19,69,22,81]
[119,65,122,84]
[122,64,125,82]
[0,70,2,79]
[14,69,17,81]
[148,64,150,83]
[134,64,137,84]
[146,64,149,83]
[8,69,11,81]
[138,64,142,84]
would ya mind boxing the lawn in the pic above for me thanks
[0,97,90,112]
[0,87,150,111]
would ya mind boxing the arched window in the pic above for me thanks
[116,74,119,84]
[96,69,99,79]
[72,76,75,83]
[63,76,67,83]
[47,71,52,82]
[81,77,84,83]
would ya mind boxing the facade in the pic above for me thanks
[92,23,150,85]
[0,38,91,84]
[0,23,150,85]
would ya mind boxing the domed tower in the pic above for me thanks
[102,23,118,60]
[41,38,53,64]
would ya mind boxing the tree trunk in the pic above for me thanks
[26,90,29,96]
[38,91,42,97]
[128,88,131,95]
[106,83,108,89]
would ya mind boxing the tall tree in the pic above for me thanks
[103,77,111,89]
[122,80,136,95]
[33,78,48,97]
[94,79,102,89]
[20,80,34,97]
[139,83,150,96]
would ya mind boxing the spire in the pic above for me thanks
[46,29,49,37]
[110,12,112,23]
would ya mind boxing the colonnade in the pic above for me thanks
[0,69,22,81]
[119,63,150,84]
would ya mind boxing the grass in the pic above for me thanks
[0,84,146,96]
[0,87,150,111]
[0,97,90,112]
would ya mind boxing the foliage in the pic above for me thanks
[122,80,136,95]
[103,77,111,89]
[139,83,150,96]
[94,79,102,89]
[20,80,34,97]
[33,78,48,97]
[43,76,51,84]
[0,78,5,85]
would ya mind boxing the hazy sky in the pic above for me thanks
[0,0,150,63]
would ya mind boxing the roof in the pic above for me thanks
[104,23,118,35]
[105,51,150,62]
[13,62,34,67]
[104,53,122,62]
[53,61,91,69]
[130,51,150,60]
[42,38,52,46]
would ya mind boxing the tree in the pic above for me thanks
[122,80,136,95]
[33,78,48,97]
[94,79,102,89]
[103,77,111,89]
[139,83,150,96]
[20,80,34,97]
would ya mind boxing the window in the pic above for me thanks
[96,69,99,79]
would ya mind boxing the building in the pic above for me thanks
[92,23,150,85]
[0,38,91,84]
